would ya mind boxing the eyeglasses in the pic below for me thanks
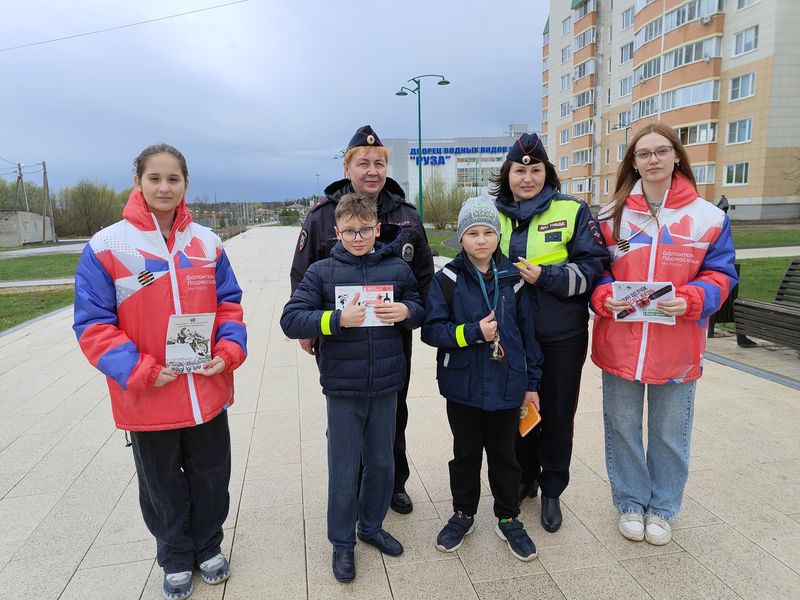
[338,225,377,242]
[633,146,673,162]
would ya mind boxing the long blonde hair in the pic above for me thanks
[610,122,696,239]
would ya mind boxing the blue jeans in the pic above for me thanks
[602,372,696,521]
[326,393,397,550]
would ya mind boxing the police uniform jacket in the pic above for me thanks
[280,231,425,399]
[290,177,434,300]
[421,251,543,411]
[495,186,610,343]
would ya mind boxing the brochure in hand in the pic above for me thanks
[334,285,394,327]
[612,281,676,325]
[165,313,215,373]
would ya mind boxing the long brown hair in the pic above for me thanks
[610,122,696,239]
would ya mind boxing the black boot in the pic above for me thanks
[540,496,562,532]
[518,480,539,505]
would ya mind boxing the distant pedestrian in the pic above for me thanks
[73,144,247,600]
[715,194,729,213]
[591,122,737,546]
[422,197,542,562]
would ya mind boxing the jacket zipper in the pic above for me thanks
[634,201,662,382]
[153,215,203,425]
[363,261,374,394]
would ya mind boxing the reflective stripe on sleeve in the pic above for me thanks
[320,310,333,335]
[455,324,468,347]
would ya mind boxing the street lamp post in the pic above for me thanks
[395,74,450,223]
[315,173,320,203]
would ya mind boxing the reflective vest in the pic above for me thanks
[498,198,581,265]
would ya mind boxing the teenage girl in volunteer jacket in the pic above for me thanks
[491,133,609,533]
[590,123,737,546]
[73,144,246,600]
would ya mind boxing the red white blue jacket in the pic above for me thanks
[73,189,247,431]
[590,173,737,384]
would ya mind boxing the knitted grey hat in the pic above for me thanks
[456,196,501,243]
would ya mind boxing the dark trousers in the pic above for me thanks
[130,410,231,574]
[515,332,588,498]
[327,393,397,550]
[446,401,520,519]
[393,328,412,492]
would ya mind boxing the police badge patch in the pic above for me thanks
[298,229,308,252]
[588,219,604,247]
[402,243,414,262]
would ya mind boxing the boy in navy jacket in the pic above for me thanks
[421,197,543,561]
[280,193,425,583]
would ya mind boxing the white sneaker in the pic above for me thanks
[644,514,672,545]
[618,513,645,541]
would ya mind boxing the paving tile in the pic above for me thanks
[0,492,61,543]
[518,500,598,549]
[674,523,800,600]
[387,559,478,600]
[0,551,83,600]
[380,517,456,567]
[549,564,651,600]
[621,551,740,600]
[474,573,566,600]
[238,474,302,511]
[60,559,153,600]
[537,541,618,574]
[81,539,154,569]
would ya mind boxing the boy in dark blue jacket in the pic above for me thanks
[280,193,425,583]
[421,197,543,561]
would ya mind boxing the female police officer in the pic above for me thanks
[290,125,434,514]
[490,133,609,532]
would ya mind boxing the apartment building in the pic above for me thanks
[541,0,800,219]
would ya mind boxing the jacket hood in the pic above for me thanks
[495,185,559,222]
[626,172,698,212]
[122,188,193,235]
[323,177,409,216]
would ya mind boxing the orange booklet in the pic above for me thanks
[519,398,541,437]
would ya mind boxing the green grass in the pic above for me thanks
[731,228,800,248]
[0,254,80,282]
[0,288,74,332]
[425,228,459,259]
[736,256,798,301]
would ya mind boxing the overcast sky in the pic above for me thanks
[1,0,547,202]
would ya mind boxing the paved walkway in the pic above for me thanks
[1,226,799,600]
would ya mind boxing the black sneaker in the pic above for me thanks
[495,518,537,561]
[436,512,475,553]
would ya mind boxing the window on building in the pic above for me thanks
[542,108,548,123]
[605,148,610,164]
[737,0,760,8]
[573,149,592,166]
[617,144,628,162]
[560,129,570,144]
[574,89,594,109]
[724,162,749,185]
[562,16,572,36]
[573,119,594,137]
[561,74,571,91]
[634,56,662,83]
[634,17,663,51]
[562,45,572,63]
[604,178,609,194]
[620,42,634,64]
[574,0,596,19]
[543,57,549,71]
[560,182,570,194]
[541,133,548,146]
[730,72,756,100]
[608,57,612,73]
[609,25,613,42]
[632,96,659,120]
[661,80,719,112]
[574,59,595,80]
[560,102,571,118]
[620,75,634,97]
[607,88,611,105]
[575,27,596,51]
[635,0,656,15]
[560,156,570,171]
[618,110,631,127]
[606,119,611,134]
[734,26,758,56]
[675,122,716,145]
[727,118,752,144]
[663,37,722,72]
[693,164,716,184]
[572,178,591,193]
[622,7,634,29]
[542,83,549,96]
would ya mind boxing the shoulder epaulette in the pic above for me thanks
[309,197,335,214]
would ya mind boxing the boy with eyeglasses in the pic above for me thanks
[281,193,425,583]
